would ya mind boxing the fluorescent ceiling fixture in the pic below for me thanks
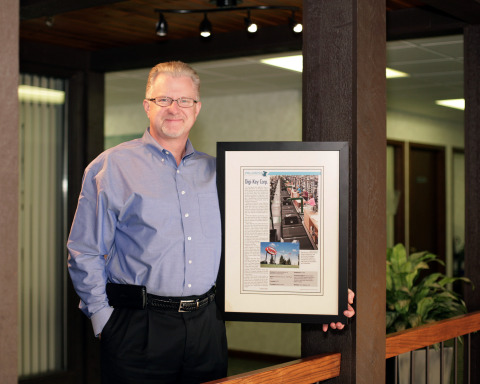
[435,98,465,110]
[386,68,409,78]
[262,56,409,80]
[261,55,303,72]
[18,85,65,104]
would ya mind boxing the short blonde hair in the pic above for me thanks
[145,61,200,98]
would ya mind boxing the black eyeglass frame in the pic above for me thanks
[146,96,199,108]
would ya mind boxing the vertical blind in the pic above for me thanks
[18,74,66,377]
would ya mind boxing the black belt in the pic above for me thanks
[106,283,216,313]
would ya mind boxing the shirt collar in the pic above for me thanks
[143,128,196,161]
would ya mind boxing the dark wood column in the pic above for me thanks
[301,1,386,383]
[463,24,480,384]
[0,1,19,383]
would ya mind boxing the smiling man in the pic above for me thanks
[68,61,227,384]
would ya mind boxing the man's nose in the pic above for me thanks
[168,100,181,111]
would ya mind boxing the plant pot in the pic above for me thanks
[398,347,453,384]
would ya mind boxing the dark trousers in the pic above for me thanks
[100,302,228,384]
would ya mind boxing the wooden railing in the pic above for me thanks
[386,311,480,384]
[205,353,341,384]
[205,311,480,384]
[386,311,480,359]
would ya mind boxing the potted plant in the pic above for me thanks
[386,243,472,383]
[386,243,471,333]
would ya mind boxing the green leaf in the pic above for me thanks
[416,297,434,317]
[389,244,407,270]
[408,313,422,328]
[438,276,472,287]
[394,299,410,314]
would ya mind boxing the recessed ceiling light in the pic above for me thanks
[18,85,65,104]
[261,56,409,80]
[435,98,465,110]
[386,68,409,78]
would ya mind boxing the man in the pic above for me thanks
[68,61,226,383]
[68,61,355,384]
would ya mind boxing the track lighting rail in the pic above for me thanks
[154,5,300,15]
[154,5,301,37]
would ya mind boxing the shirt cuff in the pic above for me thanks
[91,306,115,337]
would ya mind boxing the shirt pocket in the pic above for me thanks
[198,193,221,239]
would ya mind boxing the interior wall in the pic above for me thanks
[191,90,302,156]
[104,85,464,358]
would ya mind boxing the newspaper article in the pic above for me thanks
[241,168,324,295]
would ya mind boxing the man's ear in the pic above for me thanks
[194,101,202,119]
[143,99,150,116]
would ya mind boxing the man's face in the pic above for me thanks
[143,74,201,145]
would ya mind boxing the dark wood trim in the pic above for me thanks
[66,71,89,384]
[301,0,386,383]
[20,0,126,20]
[420,0,480,24]
[464,23,480,384]
[20,41,91,74]
[353,1,387,382]
[66,70,105,384]
[408,142,446,264]
[387,140,406,245]
[86,71,105,163]
[387,7,465,41]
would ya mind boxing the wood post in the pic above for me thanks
[301,1,386,382]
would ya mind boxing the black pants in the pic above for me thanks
[100,302,228,384]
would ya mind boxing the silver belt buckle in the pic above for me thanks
[178,299,197,312]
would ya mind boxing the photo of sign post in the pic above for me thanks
[260,242,299,268]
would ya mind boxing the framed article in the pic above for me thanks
[216,141,349,324]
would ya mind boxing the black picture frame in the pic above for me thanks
[216,141,349,324]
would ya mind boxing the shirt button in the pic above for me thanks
[181,191,186,195]
[188,260,192,264]
[161,159,164,162]
[165,151,170,155]
[187,236,192,241]
[188,284,192,288]
[185,213,189,218]
[177,170,180,174]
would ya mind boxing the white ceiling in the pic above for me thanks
[106,34,464,124]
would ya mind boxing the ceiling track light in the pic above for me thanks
[212,0,241,6]
[200,13,212,38]
[244,10,257,34]
[156,13,168,37]
[154,5,301,38]
[289,11,302,34]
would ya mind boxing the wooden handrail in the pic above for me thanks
[204,353,341,384]
[386,311,480,359]
[203,311,480,383]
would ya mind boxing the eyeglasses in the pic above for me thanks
[146,96,198,108]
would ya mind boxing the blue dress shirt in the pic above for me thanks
[67,129,221,336]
